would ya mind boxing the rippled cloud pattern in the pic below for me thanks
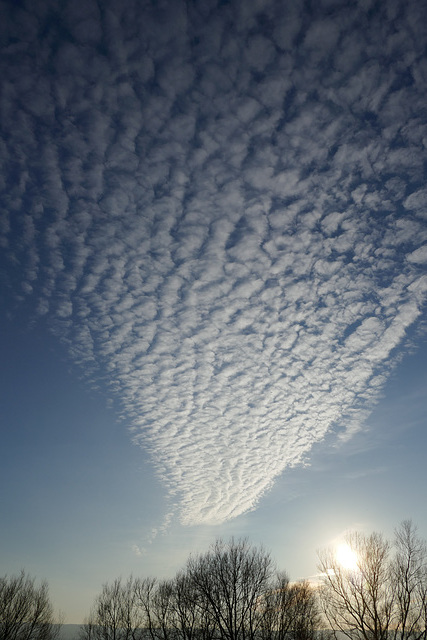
[1,0,427,524]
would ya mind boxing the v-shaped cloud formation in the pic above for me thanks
[1,0,426,524]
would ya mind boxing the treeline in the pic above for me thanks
[2,521,427,640]
[318,520,427,640]
[0,570,61,640]
[79,538,323,640]
[81,522,427,640]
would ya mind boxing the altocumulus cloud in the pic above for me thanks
[1,0,427,525]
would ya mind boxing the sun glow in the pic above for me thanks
[336,543,359,571]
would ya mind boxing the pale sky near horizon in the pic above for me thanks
[1,0,427,625]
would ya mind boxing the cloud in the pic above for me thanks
[132,545,144,557]
[407,246,427,264]
[1,0,427,526]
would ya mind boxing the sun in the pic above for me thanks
[336,543,359,571]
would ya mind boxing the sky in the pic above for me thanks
[1,0,427,625]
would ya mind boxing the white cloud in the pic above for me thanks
[1,0,427,527]
[407,246,427,264]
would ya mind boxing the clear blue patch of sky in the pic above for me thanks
[0,311,168,620]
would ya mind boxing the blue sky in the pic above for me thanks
[1,0,427,624]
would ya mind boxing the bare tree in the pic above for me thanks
[318,531,395,640]
[392,520,427,640]
[87,576,145,640]
[0,570,61,640]
[133,577,161,640]
[258,572,291,640]
[79,616,98,640]
[259,573,321,640]
[318,523,427,640]
[167,571,215,640]
[149,580,175,640]
[186,538,274,640]
[281,580,321,640]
